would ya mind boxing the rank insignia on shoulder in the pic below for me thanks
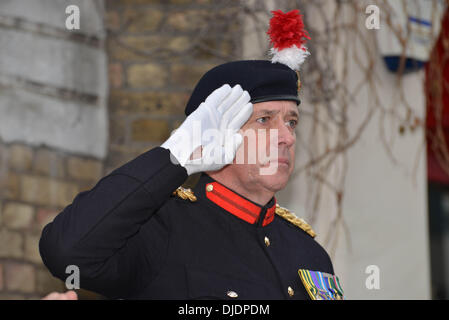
[275,204,316,238]
[172,186,197,202]
[298,269,345,300]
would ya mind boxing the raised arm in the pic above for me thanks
[39,84,252,298]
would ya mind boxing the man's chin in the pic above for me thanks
[259,171,291,192]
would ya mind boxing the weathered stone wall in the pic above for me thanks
[0,0,241,299]
[0,0,107,299]
[0,0,108,158]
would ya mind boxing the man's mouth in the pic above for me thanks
[277,158,290,166]
[274,158,290,166]
[263,158,290,167]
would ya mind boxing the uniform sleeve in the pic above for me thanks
[39,147,187,298]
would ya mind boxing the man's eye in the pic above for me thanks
[256,117,269,124]
[287,120,298,128]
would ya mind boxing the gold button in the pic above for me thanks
[206,184,214,192]
[227,290,238,298]
[264,236,270,247]
[288,286,294,297]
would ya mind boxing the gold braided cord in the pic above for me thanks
[275,204,316,238]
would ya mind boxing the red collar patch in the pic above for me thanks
[205,182,276,226]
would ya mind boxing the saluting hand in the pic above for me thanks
[161,84,253,175]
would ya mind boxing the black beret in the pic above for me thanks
[185,60,300,116]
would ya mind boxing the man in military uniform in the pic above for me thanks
[39,10,344,300]
[39,60,343,300]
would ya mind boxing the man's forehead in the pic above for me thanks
[252,100,299,116]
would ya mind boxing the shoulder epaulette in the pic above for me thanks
[275,204,316,238]
[172,186,197,202]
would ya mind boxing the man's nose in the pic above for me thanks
[275,121,295,148]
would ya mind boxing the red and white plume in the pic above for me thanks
[267,9,311,71]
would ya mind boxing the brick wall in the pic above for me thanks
[0,143,103,299]
[0,0,107,300]
[0,0,242,299]
[105,0,241,172]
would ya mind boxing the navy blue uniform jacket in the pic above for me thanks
[39,147,335,299]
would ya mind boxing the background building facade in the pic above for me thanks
[0,0,447,299]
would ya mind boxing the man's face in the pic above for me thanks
[229,100,298,193]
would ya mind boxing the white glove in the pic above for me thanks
[161,84,253,175]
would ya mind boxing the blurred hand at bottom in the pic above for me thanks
[41,290,78,300]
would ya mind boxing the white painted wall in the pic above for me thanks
[244,1,432,299]
[322,65,430,300]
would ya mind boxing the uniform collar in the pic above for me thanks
[194,173,277,227]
